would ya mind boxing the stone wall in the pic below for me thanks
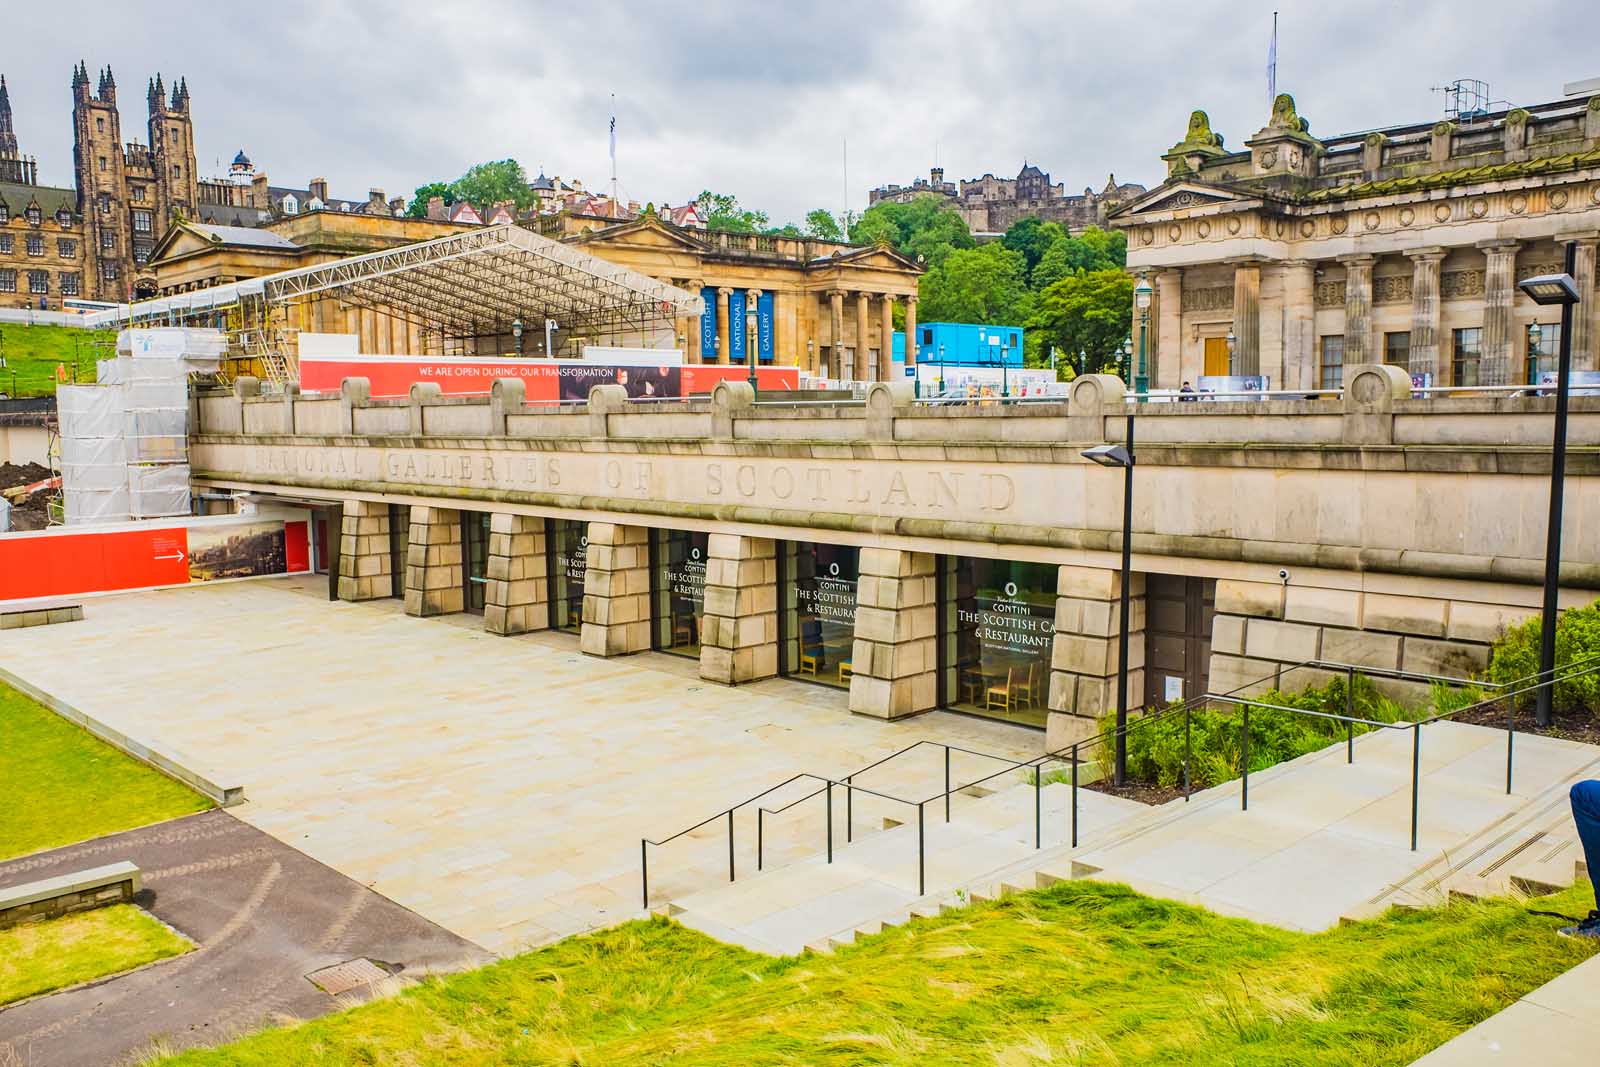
[335,499,392,602]
[1047,565,1146,751]
[0,862,141,929]
[1208,578,1528,705]
[848,548,938,720]
[484,513,547,636]
[404,505,463,617]
[699,534,777,685]
[580,522,651,656]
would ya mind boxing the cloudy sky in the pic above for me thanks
[4,0,1595,224]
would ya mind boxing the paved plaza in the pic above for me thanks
[0,576,1040,955]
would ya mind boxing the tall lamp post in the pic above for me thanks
[1082,418,1136,786]
[1518,249,1583,728]
[512,318,524,356]
[746,301,759,396]
[544,318,558,358]
[1133,273,1153,396]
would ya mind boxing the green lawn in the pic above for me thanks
[0,681,211,861]
[151,879,1598,1066]
[0,903,192,1006]
[0,322,117,397]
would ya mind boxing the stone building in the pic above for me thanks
[0,64,398,306]
[1109,91,1600,389]
[869,163,1145,234]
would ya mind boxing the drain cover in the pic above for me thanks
[306,958,392,995]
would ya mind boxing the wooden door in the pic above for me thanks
[1143,575,1216,707]
[1203,337,1231,376]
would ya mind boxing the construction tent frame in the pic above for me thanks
[85,223,705,343]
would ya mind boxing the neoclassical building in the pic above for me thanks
[1110,92,1600,389]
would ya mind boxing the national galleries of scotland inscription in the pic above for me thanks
[231,444,1021,517]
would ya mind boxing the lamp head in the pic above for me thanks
[1081,443,1133,468]
[1133,274,1154,310]
[1528,322,1542,347]
[1518,272,1580,306]
[511,318,523,338]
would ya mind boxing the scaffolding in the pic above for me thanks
[82,224,704,381]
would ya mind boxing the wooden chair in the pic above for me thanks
[985,667,1018,712]
[838,661,853,685]
[1013,661,1041,710]
[798,648,820,676]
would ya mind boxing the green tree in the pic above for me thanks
[451,159,534,212]
[1001,218,1065,275]
[803,208,843,241]
[849,198,974,267]
[693,190,770,233]
[1028,268,1134,378]
[405,181,453,218]
[1030,225,1128,290]
[917,244,1032,326]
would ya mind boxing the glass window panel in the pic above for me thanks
[1383,331,1410,366]
[780,542,859,689]
[461,512,490,613]
[939,556,1055,728]
[1452,327,1482,387]
[1319,335,1344,390]
[651,528,709,658]
[547,519,587,633]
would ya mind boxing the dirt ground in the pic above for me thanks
[0,461,54,531]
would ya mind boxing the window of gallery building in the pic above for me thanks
[778,542,859,689]
[937,556,1054,727]
[650,528,709,658]
[547,518,586,633]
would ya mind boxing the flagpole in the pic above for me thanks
[1268,11,1278,104]
[609,93,618,213]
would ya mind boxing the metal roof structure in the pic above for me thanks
[85,223,705,339]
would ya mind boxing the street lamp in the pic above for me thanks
[1133,273,1153,396]
[746,301,759,396]
[1225,329,1236,374]
[512,318,524,356]
[1082,423,1135,788]
[1518,255,1582,728]
[545,318,558,358]
[938,343,946,394]
[1121,336,1133,382]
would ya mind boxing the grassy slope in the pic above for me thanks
[155,880,1598,1067]
[0,322,117,396]
[0,903,192,1006]
[0,682,210,861]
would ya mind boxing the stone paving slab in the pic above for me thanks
[0,811,488,1067]
[1408,955,1600,1066]
[0,578,1040,956]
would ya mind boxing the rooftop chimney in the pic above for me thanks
[309,177,329,202]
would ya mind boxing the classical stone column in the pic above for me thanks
[715,287,732,365]
[1281,260,1316,390]
[829,289,846,379]
[1479,240,1520,386]
[484,513,547,636]
[1407,248,1445,383]
[855,291,873,382]
[1046,565,1146,752]
[1231,261,1262,375]
[1340,255,1376,366]
[1155,269,1184,387]
[1571,237,1598,371]
[848,549,937,720]
[336,500,391,602]
[903,296,918,371]
[879,294,897,381]
[404,505,463,617]
[684,278,705,364]
[580,522,651,657]
[699,534,778,685]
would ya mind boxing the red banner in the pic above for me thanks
[0,517,311,603]
[299,355,800,401]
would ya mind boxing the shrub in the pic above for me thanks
[1098,675,1407,790]
[1483,600,1600,718]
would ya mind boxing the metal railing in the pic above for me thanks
[640,654,1600,909]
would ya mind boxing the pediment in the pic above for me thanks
[578,217,707,252]
[1121,182,1246,216]
[821,244,923,273]
[148,222,211,263]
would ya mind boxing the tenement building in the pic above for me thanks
[870,164,1145,234]
[1110,92,1600,388]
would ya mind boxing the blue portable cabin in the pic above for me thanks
[906,322,1024,369]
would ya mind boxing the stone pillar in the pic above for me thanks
[1046,565,1145,752]
[484,513,547,636]
[855,291,873,382]
[1407,248,1445,383]
[829,289,846,379]
[1340,254,1375,366]
[1282,260,1316,390]
[1155,269,1184,388]
[903,296,918,372]
[848,549,937,720]
[1479,240,1520,386]
[1571,237,1598,371]
[716,287,732,365]
[877,295,896,382]
[698,534,778,685]
[579,522,651,657]
[404,505,463,617]
[336,500,392,602]
[1231,261,1262,375]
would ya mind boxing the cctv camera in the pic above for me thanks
[1277,569,1290,583]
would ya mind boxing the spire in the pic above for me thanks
[0,75,16,157]
[104,65,115,90]
[150,73,165,114]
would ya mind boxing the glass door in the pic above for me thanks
[650,529,710,658]
[546,519,587,633]
[461,511,490,614]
